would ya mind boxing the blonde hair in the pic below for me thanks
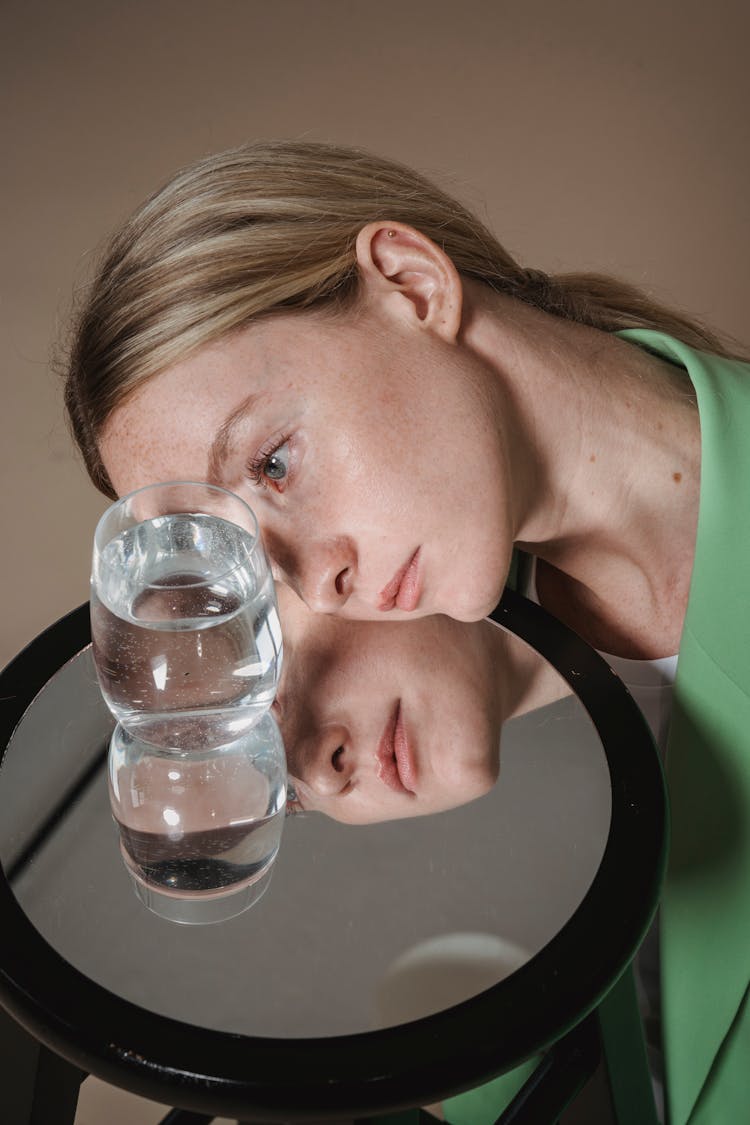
[64,139,741,498]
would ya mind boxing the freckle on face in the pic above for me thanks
[673,471,682,483]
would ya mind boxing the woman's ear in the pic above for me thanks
[354,222,462,342]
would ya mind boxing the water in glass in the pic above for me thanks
[91,511,282,750]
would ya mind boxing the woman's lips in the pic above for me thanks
[378,548,422,612]
[376,700,417,795]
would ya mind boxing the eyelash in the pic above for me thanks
[246,434,291,491]
[286,780,306,817]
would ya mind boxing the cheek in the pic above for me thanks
[259,526,299,584]
[431,705,500,796]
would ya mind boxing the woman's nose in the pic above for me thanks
[298,726,354,797]
[300,537,357,614]
[261,528,356,614]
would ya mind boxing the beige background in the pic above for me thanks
[2,5,748,1121]
[2,0,749,666]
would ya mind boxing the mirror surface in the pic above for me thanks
[0,625,610,1038]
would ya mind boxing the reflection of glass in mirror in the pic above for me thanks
[108,713,286,924]
[90,481,282,751]
[275,586,568,824]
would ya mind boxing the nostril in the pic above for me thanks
[335,567,350,596]
[331,746,345,772]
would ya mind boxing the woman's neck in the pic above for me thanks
[464,287,701,658]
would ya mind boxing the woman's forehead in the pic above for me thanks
[100,338,274,491]
[100,378,220,493]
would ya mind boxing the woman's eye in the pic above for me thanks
[264,443,289,482]
[248,439,291,490]
[286,779,306,816]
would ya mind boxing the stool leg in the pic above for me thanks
[0,1005,84,1125]
[494,1014,600,1125]
[597,964,658,1125]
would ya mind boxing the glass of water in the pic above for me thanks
[91,481,286,922]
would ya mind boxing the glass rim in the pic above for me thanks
[93,479,261,561]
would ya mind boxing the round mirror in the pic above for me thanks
[0,616,609,1039]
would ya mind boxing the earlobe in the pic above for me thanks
[354,222,463,343]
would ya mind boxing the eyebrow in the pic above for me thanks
[206,392,264,483]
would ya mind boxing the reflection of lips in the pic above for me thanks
[376,701,416,795]
[378,548,422,612]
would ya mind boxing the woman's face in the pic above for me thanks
[101,302,515,623]
[274,586,505,824]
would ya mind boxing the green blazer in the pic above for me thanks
[445,330,750,1125]
[620,330,750,1125]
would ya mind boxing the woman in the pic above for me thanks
[275,584,563,824]
[67,141,739,644]
[63,141,749,1125]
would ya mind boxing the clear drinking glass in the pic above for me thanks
[91,481,286,923]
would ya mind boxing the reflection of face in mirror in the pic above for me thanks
[276,586,567,824]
